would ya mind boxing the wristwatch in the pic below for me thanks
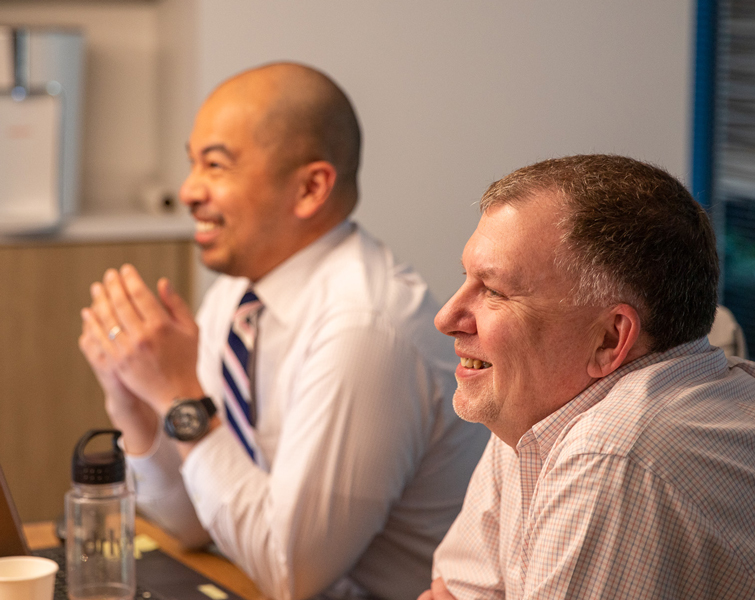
[163,397,217,442]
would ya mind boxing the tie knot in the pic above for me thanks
[233,289,262,347]
[239,289,260,306]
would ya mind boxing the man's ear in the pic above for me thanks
[293,161,337,220]
[587,304,645,379]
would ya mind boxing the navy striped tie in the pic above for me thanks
[222,289,262,462]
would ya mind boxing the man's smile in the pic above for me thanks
[460,357,492,369]
[195,219,220,233]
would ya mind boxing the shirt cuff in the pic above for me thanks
[181,425,264,528]
[126,426,183,498]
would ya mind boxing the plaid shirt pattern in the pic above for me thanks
[434,339,755,599]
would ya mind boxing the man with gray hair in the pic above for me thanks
[420,155,755,600]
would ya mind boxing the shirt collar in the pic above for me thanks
[252,219,356,325]
[521,337,717,462]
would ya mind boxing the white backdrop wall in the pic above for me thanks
[169,0,695,303]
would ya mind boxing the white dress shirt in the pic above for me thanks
[129,220,488,600]
[433,339,755,599]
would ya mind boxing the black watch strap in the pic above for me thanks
[197,396,218,418]
[164,396,217,442]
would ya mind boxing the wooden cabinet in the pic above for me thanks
[0,240,193,522]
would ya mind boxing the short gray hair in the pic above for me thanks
[480,154,719,353]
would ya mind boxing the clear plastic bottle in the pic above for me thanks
[65,429,135,600]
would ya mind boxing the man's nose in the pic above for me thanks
[435,287,475,337]
[179,170,207,207]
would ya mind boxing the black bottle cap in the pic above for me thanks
[71,429,125,484]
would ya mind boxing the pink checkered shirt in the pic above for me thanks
[433,338,755,599]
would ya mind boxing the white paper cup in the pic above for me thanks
[0,556,58,600]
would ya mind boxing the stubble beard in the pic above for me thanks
[452,379,501,426]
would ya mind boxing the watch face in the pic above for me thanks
[168,402,208,441]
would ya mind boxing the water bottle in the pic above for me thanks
[65,429,135,600]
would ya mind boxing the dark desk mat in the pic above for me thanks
[35,544,244,600]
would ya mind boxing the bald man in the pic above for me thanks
[79,63,486,600]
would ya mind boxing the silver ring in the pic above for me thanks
[108,325,122,341]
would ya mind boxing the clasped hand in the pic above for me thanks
[79,264,203,417]
[417,578,456,600]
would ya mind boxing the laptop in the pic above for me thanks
[0,464,245,600]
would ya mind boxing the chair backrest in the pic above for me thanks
[708,305,748,359]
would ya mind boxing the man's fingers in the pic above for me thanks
[89,282,123,341]
[80,308,114,365]
[103,267,146,332]
[414,578,455,600]
[157,277,193,323]
[119,264,166,322]
[430,578,456,600]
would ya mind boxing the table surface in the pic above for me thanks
[24,517,265,600]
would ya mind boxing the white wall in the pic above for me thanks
[156,0,199,194]
[0,1,696,304]
[188,0,695,302]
